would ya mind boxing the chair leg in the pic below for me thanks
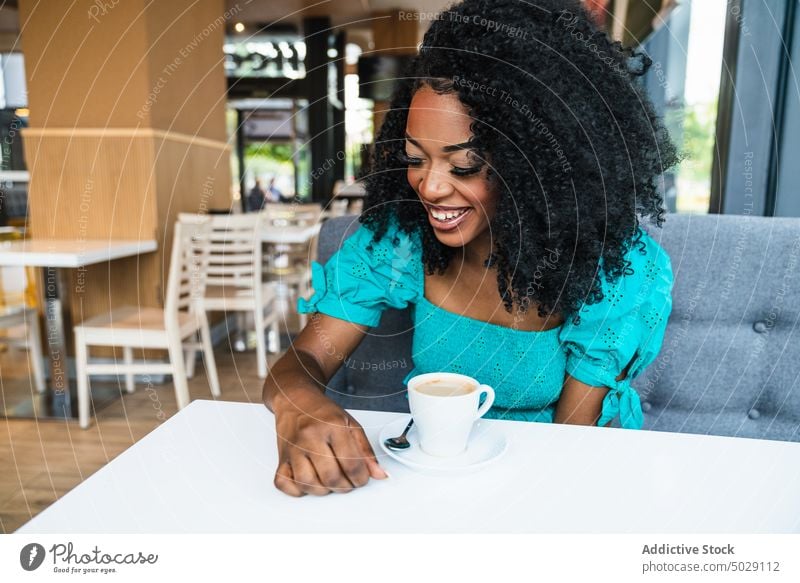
[75,331,91,429]
[123,346,135,393]
[269,318,281,354]
[254,307,267,378]
[198,313,221,397]
[27,316,46,394]
[297,297,308,329]
[184,332,197,379]
[166,332,191,410]
[293,282,308,329]
[233,311,246,351]
[299,276,309,301]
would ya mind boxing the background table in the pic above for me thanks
[17,400,800,533]
[0,239,157,420]
[260,223,320,245]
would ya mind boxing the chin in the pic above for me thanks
[431,225,480,248]
[433,229,466,245]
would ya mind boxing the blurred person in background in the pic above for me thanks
[247,178,267,212]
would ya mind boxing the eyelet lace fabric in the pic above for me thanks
[299,219,674,429]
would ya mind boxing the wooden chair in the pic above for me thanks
[183,213,281,379]
[74,219,220,429]
[269,229,318,329]
[260,204,322,329]
[329,199,349,218]
[0,306,46,394]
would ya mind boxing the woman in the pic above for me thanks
[263,0,678,497]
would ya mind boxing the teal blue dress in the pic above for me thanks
[298,218,674,429]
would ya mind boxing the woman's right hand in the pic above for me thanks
[272,386,389,496]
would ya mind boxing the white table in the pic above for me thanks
[0,239,157,267]
[17,400,800,533]
[0,239,157,420]
[260,222,320,245]
[334,181,366,199]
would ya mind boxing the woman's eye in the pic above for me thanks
[450,165,483,177]
[398,150,483,176]
[398,152,423,166]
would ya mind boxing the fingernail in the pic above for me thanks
[383,470,392,479]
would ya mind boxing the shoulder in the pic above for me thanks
[350,214,422,250]
[622,227,673,286]
[340,215,423,269]
[598,227,673,305]
[298,216,423,326]
[568,226,674,326]
[323,214,424,298]
[558,227,674,397]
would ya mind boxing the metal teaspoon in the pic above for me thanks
[384,418,414,450]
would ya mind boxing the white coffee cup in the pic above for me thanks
[407,372,496,457]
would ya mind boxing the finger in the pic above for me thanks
[290,454,333,496]
[309,443,357,493]
[349,421,389,480]
[274,461,305,497]
[329,431,372,488]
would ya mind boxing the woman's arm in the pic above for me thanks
[554,375,609,425]
[554,361,633,426]
[263,311,366,412]
[262,312,389,497]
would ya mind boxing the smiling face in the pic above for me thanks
[403,85,497,249]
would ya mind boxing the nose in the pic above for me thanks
[416,167,455,200]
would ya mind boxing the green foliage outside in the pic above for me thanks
[245,142,294,163]
[244,142,297,197]
[678,100,717,183]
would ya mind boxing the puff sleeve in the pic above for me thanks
[297,221,423,327]
[558,229,674,429]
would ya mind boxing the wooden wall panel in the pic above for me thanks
[370,10,420,54]
[21,129,157,240]
[22,129,230,338]
[371,10,420,137]
[144,0,230,141]
[17,0,152,128]
[18,0,233,358]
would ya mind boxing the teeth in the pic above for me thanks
[431,208,467,221]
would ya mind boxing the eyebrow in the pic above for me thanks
[405,132,475,153]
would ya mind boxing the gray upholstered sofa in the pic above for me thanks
[315,214,800,443]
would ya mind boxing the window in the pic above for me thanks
[640,0,728,213]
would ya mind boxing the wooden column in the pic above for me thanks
[304,16,336,204]
[18,0,233,335]
[371,10,419,136]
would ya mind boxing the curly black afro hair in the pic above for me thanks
[359,0,679,323]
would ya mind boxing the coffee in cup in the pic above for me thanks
[414,379,475,397]
[407,372,495,457]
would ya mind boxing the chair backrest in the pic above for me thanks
[165,218,212,320]
[201,213,262,292]
[330,199,349,218]
[316,214,800,442]
[633,213,800,442]
[349,199,364,215]
[315,215,413,413]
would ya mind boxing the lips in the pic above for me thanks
[430,207,468,221]
[424,204,472,231]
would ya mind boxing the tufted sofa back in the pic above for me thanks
[315,214,800,442]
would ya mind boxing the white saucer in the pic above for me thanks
[378,417,509,476]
